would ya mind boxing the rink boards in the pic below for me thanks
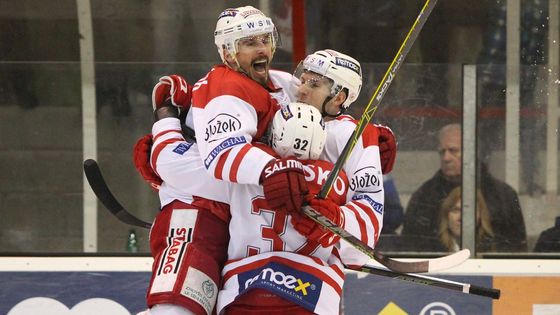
[0,257,559,315]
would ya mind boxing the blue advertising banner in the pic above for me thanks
[344,273,494,314]
[1,272,149,314]
[0,271,494,314]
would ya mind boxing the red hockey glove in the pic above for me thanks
[292,197,345,247]
[152,74,192,111]
[132,134,162,190]
[375,124,397,174]
[260,157,309,215]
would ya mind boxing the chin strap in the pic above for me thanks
[320,96,347,119]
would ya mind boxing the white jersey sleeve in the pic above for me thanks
[321,117,384,265]
[150,117,231,206]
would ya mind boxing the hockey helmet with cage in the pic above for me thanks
[214,6,280,63]
[294,49,362,109]
[271,102,327,160]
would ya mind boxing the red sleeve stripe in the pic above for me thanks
[214,149,232,180]
[229,144,252,182]
[151,137,183,177]
[153,129,182,143]
[329,248,344,275]
[352,200,381,245]
[345,203,369,245]
[295,241,321,256]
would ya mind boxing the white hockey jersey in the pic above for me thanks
[191,65,293,186]
[217,159,349,315]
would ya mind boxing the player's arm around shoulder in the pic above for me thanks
[191,72,275,185]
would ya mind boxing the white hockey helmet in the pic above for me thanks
[294,49,362,109]
[214,6,279,63]
[271,102,327,160]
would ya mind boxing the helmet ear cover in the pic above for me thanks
[271,102,327,160]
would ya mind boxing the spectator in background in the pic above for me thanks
[402,123,528,252]
[534,216,560,252]
[438,186,495,252]
[381,174,404,234]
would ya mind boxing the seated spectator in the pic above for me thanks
[402,123,528,252]
[438,187,495,252]
[534,216,560,252]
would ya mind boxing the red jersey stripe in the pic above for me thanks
[353,200,381,245]
[151,137,183,177]
[229,144,252,182]
[345,203,369,245]
[214,149,232,180]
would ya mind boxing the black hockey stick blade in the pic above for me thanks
[303,206,469,273]
[347,264,501,300]
[83,159,152,229]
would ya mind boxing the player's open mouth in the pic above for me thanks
[252,59,268,73]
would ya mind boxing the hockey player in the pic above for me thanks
[291,49,386,265]
[137,7,300,315]
[190,6,309,216]
[216,102,352,314]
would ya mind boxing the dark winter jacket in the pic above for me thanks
[534,216,560,252]
[402,164,528,252]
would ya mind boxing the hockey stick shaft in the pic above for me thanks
[347,264,501,300]
[318,0,437,199]
[303,205,469,273]
[83,159,153,229]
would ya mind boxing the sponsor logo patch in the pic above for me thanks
[350,166,382,193]
[172,142,193,155]
[150,210,198,294]
[204,136,247,168]
[237,262,321,312]
[280,105,293,120]
[218,9,238,20]
[335,57,361,75]
[182,267,218,315]
[204,113,242,142]
[352,194,384,215]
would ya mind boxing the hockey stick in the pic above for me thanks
[81,161,494,297]
[303,0,450,274]
[346,264,501,300]
[85,158,467,273]
[83,159,153,229]
[304,205,469,273]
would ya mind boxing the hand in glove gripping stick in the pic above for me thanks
[292,197,345,247]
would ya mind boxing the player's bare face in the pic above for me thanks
[296,72,336,114]
[438,129,462,178]
[235,34,273,85]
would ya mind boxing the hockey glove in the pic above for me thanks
[132,134,162,190]
[375,123,397,174]
[152,74,192,111]
[260,157,309,215]
[292,197,344,247]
